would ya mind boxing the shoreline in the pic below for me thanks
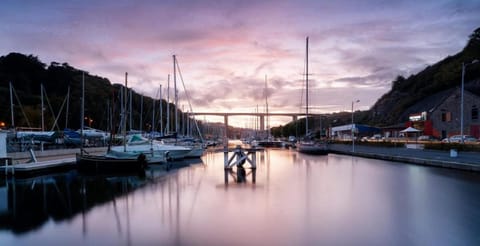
[328,143,480,172]
[3,144,480,178]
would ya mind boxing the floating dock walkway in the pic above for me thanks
[1,137,107,177]
[3,157,76,177]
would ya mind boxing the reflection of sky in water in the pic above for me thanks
[2,149,480,245]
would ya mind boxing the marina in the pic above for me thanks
[4,141,480,178]
[0,2,479,245]
[1,147,480,245]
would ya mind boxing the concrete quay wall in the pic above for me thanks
[328,144,480,172]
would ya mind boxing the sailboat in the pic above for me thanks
[9,82,59,144]
[76,72,151,172]
[105,65,193,162]
[166,55,206,158]
[296,37,328,155]
[250,75,284,148]
[106,134,191,161]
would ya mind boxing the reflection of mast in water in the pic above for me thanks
[81,179,87,236]
[266,148,270,185]
[305,158,311,229]
[152,163,206,245]
[124,179,132,246]
[168,175,173,234]
[112,196,122,235]
[185,164,207,226]
[176,171,181,245]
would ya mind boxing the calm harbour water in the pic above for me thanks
[1,148,480,245]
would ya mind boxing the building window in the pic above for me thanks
[472,105,478,121]
[441,112,451,122]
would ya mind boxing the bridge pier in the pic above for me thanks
[224,114,228,141]
[259,115,265,131]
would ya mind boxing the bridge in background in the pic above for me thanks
[190,112,320,137]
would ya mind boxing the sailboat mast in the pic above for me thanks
[129,88,132,131]
[152,91,155,133]
[65,86,70,129]
[140,94,143,132]
[256,104,258,138]
[173,55,178,134]
[265,74,269,139]
[166,74,170,134]
[159,84,163,134]
[305,36,309,136]
[9,82,14,128]
[41,84,44,131]
[123,72,128,152]
[80,73,85,155]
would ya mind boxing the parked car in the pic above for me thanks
[443,135,478,143]
[370,134,383,141]
[417,135,438,141]
[288,136,297,143]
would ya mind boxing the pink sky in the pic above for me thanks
[1,0,479,127]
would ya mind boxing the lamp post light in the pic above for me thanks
[352,99,360,152]
[460,59,479,144]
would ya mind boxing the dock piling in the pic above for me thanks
[223,145,258,169]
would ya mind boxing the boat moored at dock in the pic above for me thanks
[75,152,147,173]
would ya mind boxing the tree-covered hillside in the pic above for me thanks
[366,27,480,126]
[0,53,178,132]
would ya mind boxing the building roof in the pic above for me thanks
[331,124,380,133]
[402,88,480,119]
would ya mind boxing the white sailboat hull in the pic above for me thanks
[108,142,191,162]
[296,141,328,155]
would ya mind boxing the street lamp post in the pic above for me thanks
[352,99,360,152]
[460,59,479,144]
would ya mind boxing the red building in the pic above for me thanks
[406,88,480,139]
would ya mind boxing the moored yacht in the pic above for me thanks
[107,134,191,162]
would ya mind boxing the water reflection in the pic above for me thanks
[224,167,256,184]
[0,171,144,234]
[2,149,480,245]
[0,159,203,237]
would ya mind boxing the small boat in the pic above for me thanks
[107,134,191,161]
[174,137,205,158]
[64,128,82,146]
[106,143,171,163]
[75,73,147,174]
[76,153,147,173]
[79,127,110,140]
[184,145,205,158]
[15,130,58,143]
[251,139,285,148]
[296,140,328,155]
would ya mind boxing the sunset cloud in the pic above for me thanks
[1,0,479,126]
